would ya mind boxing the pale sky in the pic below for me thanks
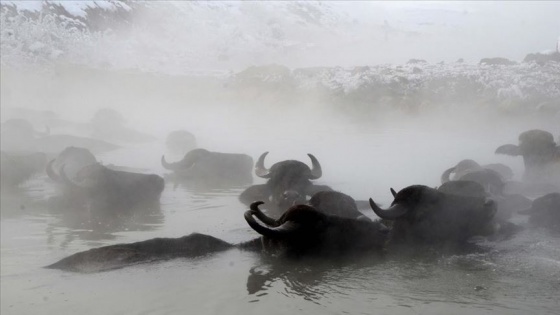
[327,1,560,65]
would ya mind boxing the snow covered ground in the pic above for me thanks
[2,1,559,69]
[1,1,559,116]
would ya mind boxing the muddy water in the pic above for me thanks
[1,113,559,315]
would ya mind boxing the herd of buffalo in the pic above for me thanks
[1,114,559,273]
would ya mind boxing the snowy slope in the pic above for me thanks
[3,1,559,71]
[1,1,559,114]
[228,61,560,114]
[1,1,360,72]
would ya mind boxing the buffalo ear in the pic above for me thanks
[495,144,520,156]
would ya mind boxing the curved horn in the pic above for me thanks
[255,152,271,178]
[161,155,182,171]
[369,198,409,220]
[46,159,60,182]
[250,201,280,227]
[440,167,455,183]
[390,188,397,198]
[307,154,322,180]
[244,210,299,238]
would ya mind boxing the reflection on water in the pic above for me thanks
[1,121,560,315]
[246,252,386,303]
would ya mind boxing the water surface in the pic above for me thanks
[1,116,559,315]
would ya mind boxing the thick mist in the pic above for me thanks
[2,62,556,207]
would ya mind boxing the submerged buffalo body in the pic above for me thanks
[239,152,331,212]
[46,146,164,216]
[60,163,165,211]
[46,233,234,273]
[369,185,497,245]
[162,148,253,185]
[520,193,560,231]
[496,129,560,185]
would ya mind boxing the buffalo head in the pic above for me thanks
[369,185,497,245]
[250,152,324,209]
[496,129,560,182]
[46,147,97,184]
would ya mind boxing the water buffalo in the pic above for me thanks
[46,146,164,221]
[440,161,532,220]
[437,180,524,238]
[1,151,46,189]
[161,148,253,185]
[519,193,560,231]
[46,146,98,187]
[369,185,497,246]
[60,163,165,212]
[165,130,197,156]
[441,159,514,183]
[495,129,560,184]
[239,152,331,213]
